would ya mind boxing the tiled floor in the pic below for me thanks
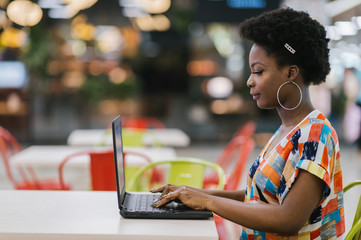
[1,141,360,238]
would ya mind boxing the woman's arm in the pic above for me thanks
[188,187,246,202]
[151,186,246,202]
[206,170,325,234]
[155,170,324,235]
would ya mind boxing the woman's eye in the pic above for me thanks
[251,70,264,75]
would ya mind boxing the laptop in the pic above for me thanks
[112,115,213,219]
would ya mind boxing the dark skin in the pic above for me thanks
[151,44,326,235]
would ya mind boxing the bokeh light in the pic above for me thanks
[206,76,234,99]
[7,0,43,26]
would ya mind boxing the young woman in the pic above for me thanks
[152,7,345,239]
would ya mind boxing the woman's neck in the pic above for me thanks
[276,83,315,128]
[276,100,315,129]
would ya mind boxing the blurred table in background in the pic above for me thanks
[9,145,177,190]
[10,145,177,168]
[67,128,190,147]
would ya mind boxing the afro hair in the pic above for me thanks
[239,7,330,85]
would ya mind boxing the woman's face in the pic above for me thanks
[247,44,289,109]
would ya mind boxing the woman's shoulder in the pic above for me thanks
[298,110,334,129]
[298,110,339,145]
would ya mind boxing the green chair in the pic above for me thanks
[127,158,225,191]
[344,180,361,240]
[122,129,163,147]
[122,129,145,147]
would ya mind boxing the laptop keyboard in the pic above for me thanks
[134,194,168,212]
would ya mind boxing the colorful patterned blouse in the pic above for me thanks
[240,110,345,239]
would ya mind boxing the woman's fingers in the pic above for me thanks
[150,186,164,193]
[156,192,175,207]
[150,184,176,193]
[151,184,179,207]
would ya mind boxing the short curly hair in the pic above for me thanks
[239,7,330,85]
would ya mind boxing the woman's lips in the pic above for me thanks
[251,93,260,100]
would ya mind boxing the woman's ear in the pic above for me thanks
[288,65,299,81]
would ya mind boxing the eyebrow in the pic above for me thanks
[251,62,266,68]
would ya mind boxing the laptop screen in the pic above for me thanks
[112,115,126,207]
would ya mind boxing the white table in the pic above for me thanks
[67,128,190,147]
[10,145,177,168]
[0,190,218,240]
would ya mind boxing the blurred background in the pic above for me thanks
[1,0,361,236]
[1,0,361,145]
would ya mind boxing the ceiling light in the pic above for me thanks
[139,0,171,14]
[119,0,138,7]
[48,6,78,19]
[68,0,98,11]
[38,0,62,9]
[122,7,146,18]
[153,14,170,31]
[7,1,43,26]
[134,15,155,31]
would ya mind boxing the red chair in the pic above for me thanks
[125,151,164,189]
[58,150,162,191]
[204,121,255,190]
[233,120,256,138]
[204,134,255,240]
[203,136,255,190]
[58,150,114,191]
[0,126,69,190]
[90,151,117,191]
[122,117,165,129]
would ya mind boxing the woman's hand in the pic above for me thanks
[150,184,211,210]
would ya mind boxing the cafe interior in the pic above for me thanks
[0,0,361,239]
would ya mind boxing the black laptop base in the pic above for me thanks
[119,209,213,219]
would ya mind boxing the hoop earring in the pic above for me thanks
[276,81,302,111]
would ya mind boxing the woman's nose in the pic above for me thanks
[246,76,254,88]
